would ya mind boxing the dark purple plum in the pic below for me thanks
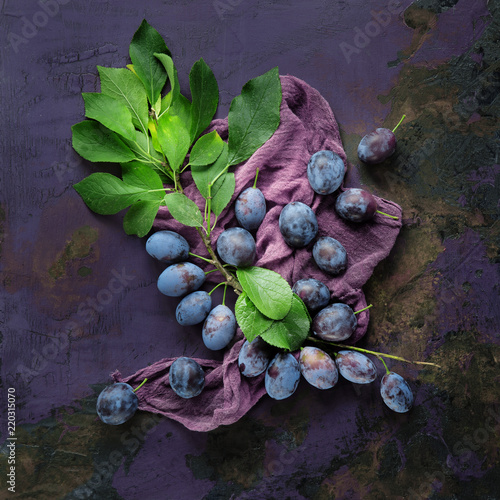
[265,352,301,400]
[169,357,205,399]
[380,372,414,413]
[307,150,345,195]
[335,188,377,223]
[299,346,338,390]
[313,303,357,341]
[312,236,347,276]
[279,201,318,248]
[96,383,138,425]
[146,230,189,264]
[175,291,212,326]
[292,278,330,314]
[238,337,274,377]
[336,351,377,384]
[202,304,237,350]
[157,262,205,297]
[217,227,256,267]
[358,127,396,164]
[235,187,266,232]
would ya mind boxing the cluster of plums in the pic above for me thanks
[96,120,411,425]
[238,276,414,413]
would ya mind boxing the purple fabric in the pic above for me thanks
[112,75,402,432]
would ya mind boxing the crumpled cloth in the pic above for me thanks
[112,75,402,432]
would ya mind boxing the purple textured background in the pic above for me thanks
[1,0,499,499]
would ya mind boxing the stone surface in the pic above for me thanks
[0,0,499,499]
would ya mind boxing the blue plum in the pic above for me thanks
[157,262,205,297]
[96,383,138,425]
[146,230,189,264]
[335,351,377,384]
[217,227,256,268]
[335,188,377,223]
[202,304,237,350]
[265,352,301,400]
[292,278,330,314]
[238,337,274,377]
[279,201,318,248]
[312,236,347,276]
[380,372,414,413]
[235,187,267,232]
[307,150,345,195]
[169,357,205,399]
[176,291,212,326]
[358,128,396,164]
[299,346,338,390]
[313,303,357,341]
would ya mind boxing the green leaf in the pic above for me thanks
[155,53,180,115]
[191,143,228,199]
[260,295,311,351]
[122,130,164,166]
[189,131,224,167]
[235,293,274,343]
[121,161,165,200]
[211,172,235,216]
[72,121,136,163]
[123,199,161,237]
[156,113,191,171]
[189,58,219,141]
[98,66,149,135]
[227,67,281,166]
[82,93,137,142]
[129,19,171,105]
[164,193,203,227]
[74,173,144,215]
[236,266,293,320]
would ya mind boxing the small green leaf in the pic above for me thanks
[123,199,161,237]
[235,293,274,343]
[72,121,136,163]
[82,93,137,142]
[236,266,293,320]
[164,193,203,227]
[98,66,149,135]
[189,58,219,141]
[121,161,165,200]
[227,67,281,166]
[155,53,180,115]
[74,173,144,215]
[211,172,235,216]
[191,143,228,199]
[156,113,191,171]
[129,19,171,105]
[189,131,224,167]
[260,295,311,351]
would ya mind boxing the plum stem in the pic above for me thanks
[253,168,260,189]
[306,337,441,368]
[189,252,214,264]
[376,210,399,220]
[133,378,148,392]
[354,304,373,315]
[222,283,228,306]
[392,114,406,133]
[209,281,227,295]
[377,356,390,374]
